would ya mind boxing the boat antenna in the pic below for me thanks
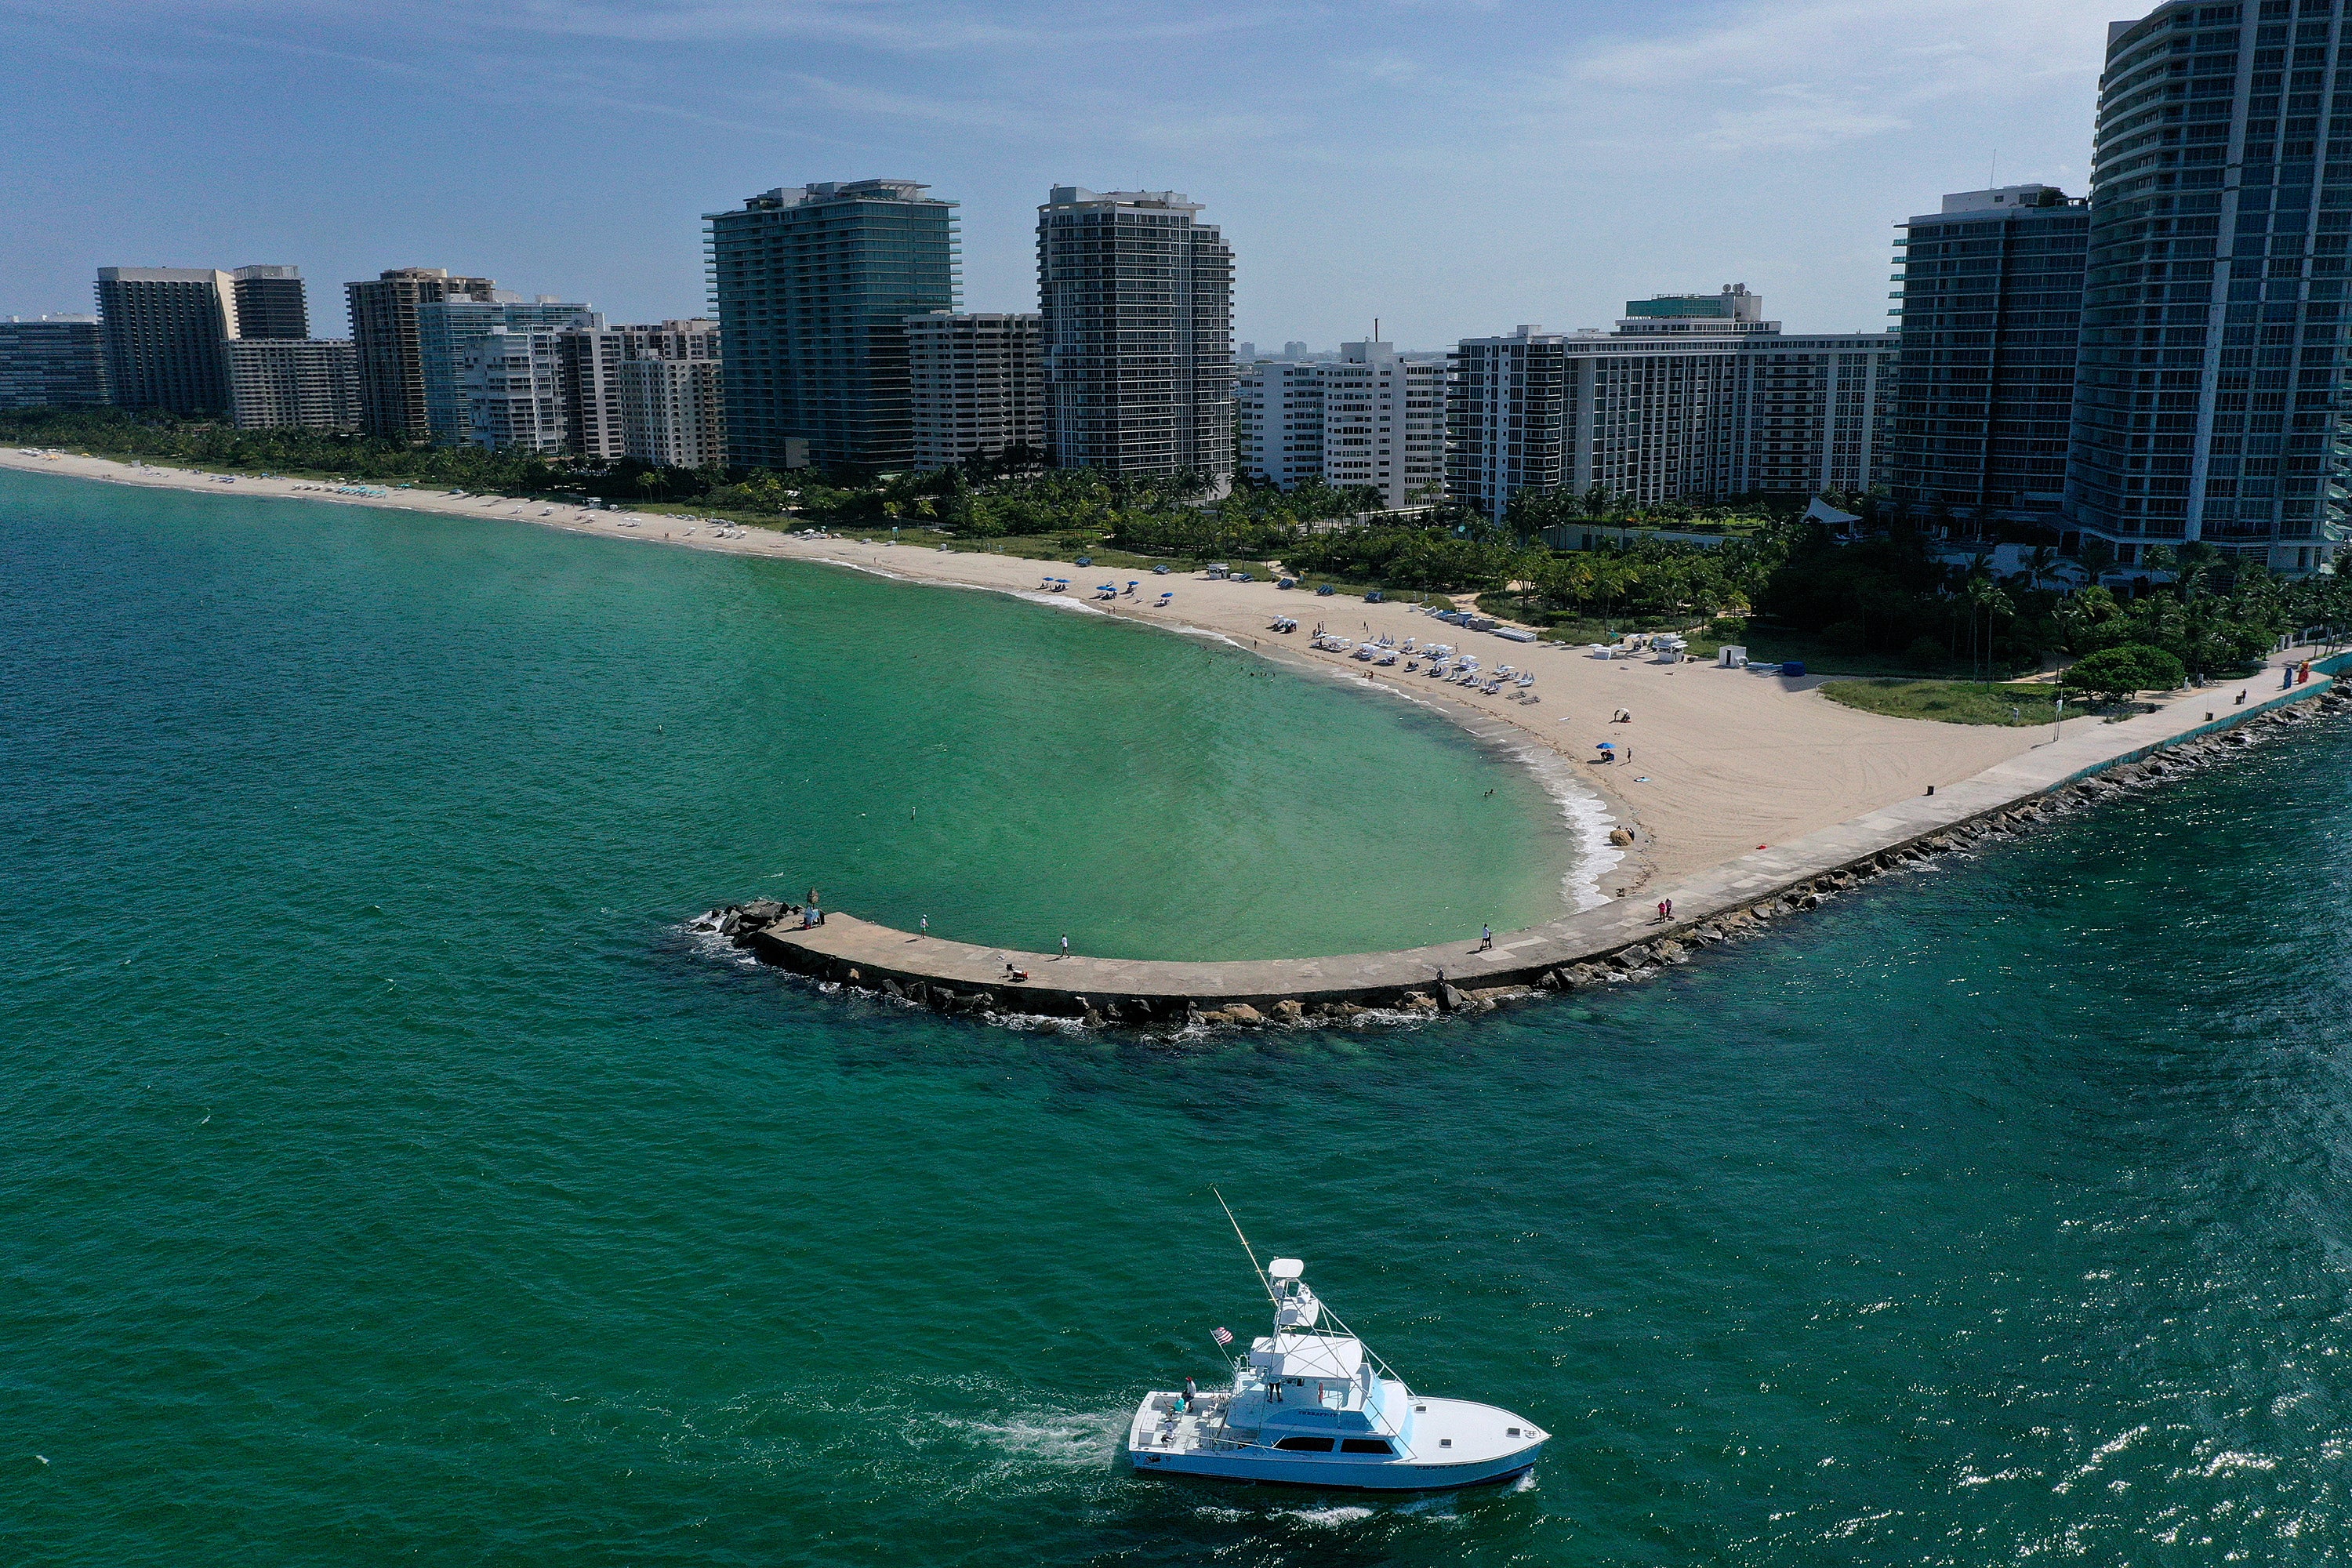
[1212,1186,1279,1305]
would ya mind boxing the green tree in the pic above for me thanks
[2063,643,2187,702]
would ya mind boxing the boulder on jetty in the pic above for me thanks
[1401,992,1439,1013]
[1437,983,1467,1012]
[1272,1000,1306,1023]
[1225,1003,1265,1026]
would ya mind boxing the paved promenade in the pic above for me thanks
[746,652,2344,1018]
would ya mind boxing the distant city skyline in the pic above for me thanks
[0,0,2111,344]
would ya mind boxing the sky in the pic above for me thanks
[0,0,2123,350]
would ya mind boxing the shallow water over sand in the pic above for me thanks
[11,469,2352,1564]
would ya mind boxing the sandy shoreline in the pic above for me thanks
[2,447,2080,899]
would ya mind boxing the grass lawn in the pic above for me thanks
[1820,679,2069,726]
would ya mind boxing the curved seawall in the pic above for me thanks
[735,660,2348,1020]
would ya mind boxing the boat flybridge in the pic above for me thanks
[1128,1256,1548,1490]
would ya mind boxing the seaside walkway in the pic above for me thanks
[746,652,2345,1018]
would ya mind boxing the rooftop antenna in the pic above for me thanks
[1990,149,1999,187]
[1212,1187,1280,1305]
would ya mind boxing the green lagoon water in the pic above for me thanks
[10,467,2352,1563]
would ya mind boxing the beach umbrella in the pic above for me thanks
[1596,741,1615,750]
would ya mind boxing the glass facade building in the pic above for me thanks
[0,316,111,409]
[705,180,960,474]
[2069,0,2350,572]
[1888,186,2089,528]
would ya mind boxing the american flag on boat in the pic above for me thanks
[1211,1327,1232,1346]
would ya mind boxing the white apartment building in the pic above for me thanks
[559,319,723,463]
[1448,288,1896,519]
[1237,339,1445,510]
[457,325,572,453]
[1236,361,1323,489]
[904,310,1042,470]
[619,357,726,470]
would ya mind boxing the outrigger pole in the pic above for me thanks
[1212,1186,1280,1306]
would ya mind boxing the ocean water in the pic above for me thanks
[9,469,2352,1564]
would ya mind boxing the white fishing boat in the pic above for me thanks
[1128,1246,1547,1492]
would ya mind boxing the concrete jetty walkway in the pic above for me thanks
[742,652,2345,1021]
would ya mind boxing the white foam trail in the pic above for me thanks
[808,554,910,583]
[1275,1505,1375,1526]
[1172,624,1250,650]
[1501,738,1624,911]
[1011,590,1111,615]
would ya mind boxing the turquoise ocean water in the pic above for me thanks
[9,468,2352,1563]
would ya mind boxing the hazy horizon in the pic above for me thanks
[2,0,2121,346]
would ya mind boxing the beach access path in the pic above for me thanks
[1,448,2054,894]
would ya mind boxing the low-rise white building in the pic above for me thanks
[1238,338,1444,510]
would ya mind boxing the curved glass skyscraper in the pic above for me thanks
[2069,0,2350,574]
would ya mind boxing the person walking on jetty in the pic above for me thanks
[1479,924,1494,952]
[919,916,929,937]
[1059,934,1071,959]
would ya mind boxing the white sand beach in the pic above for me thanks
[2,448,2110,891]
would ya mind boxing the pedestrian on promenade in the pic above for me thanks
[1479,924,1494,951]
[1060,934,1071,959]
[920,916,929,937]
[1663,897,1673,920]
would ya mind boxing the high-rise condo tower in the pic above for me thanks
[1036,187,1234,484]
[1889,186,2089,530]
[704,180,960,473]
[346,268,499,441]
[2068,0,2351,573]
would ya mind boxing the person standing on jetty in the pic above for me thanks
[1479,925,1494,951]
[1059,934,1070,959]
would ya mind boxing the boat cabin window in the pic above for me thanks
[1340,1439,1394,1455]
[1272,1436,1335,1452]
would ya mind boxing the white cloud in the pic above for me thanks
[1548,0,2109,159]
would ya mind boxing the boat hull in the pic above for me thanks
[1130,1442,1542,1493]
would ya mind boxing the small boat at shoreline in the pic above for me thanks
[1128,1250,1547,1492]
